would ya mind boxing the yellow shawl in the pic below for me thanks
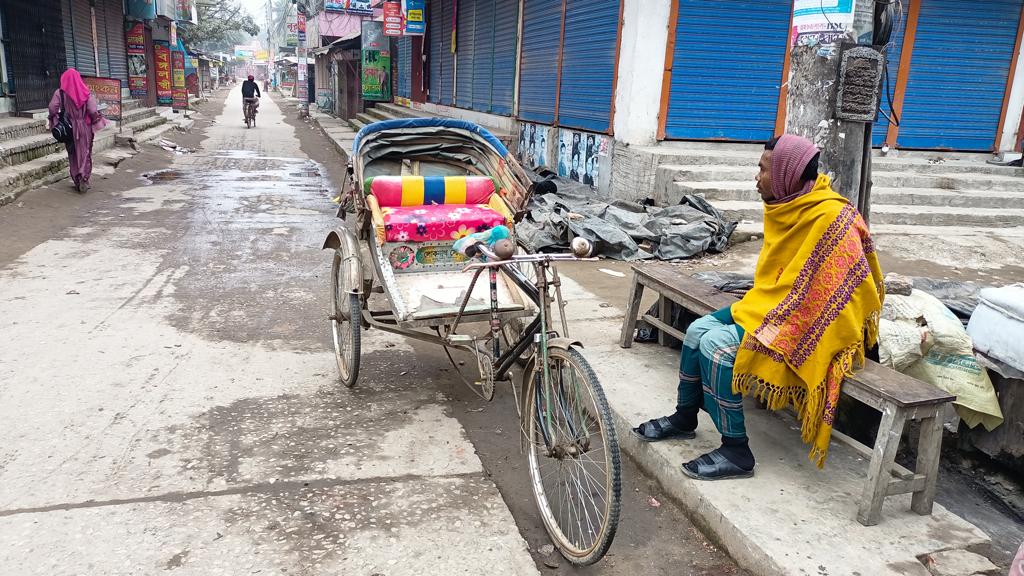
[731,175,884,467]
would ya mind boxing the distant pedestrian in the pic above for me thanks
[47,69,108,193]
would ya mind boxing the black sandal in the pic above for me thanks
[681,449,754,481]
[632,417,696,442]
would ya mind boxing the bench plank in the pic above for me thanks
[632,263,955,408]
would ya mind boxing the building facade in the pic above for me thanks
[384,0,1024,197]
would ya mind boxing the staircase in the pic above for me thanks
[642,142,1024,228]
[0,99,170,205]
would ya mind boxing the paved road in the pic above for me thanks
[0,88,740,575]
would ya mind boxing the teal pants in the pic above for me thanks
[677,307,747,438]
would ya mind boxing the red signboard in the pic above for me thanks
[171,50,187,110]
[155,42,172,105]
[126,23,147,99]
[383,1,403,36]
[82,76,122,121]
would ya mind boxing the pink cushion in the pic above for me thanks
[381,204,506,243]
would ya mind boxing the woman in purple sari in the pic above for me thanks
[47,69,109,192]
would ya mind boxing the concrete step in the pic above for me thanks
[0,117,49,141]
[122,99,143,112]
[0,126,116,205]
[678,181,1024,210]
[0,132,66,166]
[17,108,49,120]
[122,114,168,136]
[364,106,397,122]
[348,117,367,132]
[354,112,378,127]
[374,102,425,119]
[130,121,178,145]
[712,199,1024,227]
[118,106,158,126]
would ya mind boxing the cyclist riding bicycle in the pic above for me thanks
[241,74,261,123]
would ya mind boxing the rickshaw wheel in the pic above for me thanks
[331,251,361,387]
[525,347,621,566]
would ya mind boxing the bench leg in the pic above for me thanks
[658,295,671,347]
[619,278,644,348]
[911,410,943,516]
[858,404,907,526]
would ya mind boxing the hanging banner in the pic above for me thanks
[127,0,157,20]
[169,21,177,48]
[297,13,306,43]
[172,50,187,110]
[82,76,123,122]
[325,0,372,15]
[383,1,403,36]
[286,12,299,47]
[361,20,391,101]
[403,0,425,35]
[155,42,173,105]
[126,23,148,98]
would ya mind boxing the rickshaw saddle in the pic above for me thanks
[365,176,514,244]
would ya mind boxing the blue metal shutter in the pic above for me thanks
[396,36,412,98]
[471,0,494,112]
[490,0,518,115]
[518,0,561,124]
[440,0,455,104]
[897,0,1023,150]
[556,0,620,132]
[664,0,790,141]
[456,0,475,108]
[428,0,455,104]
[873,14,907,146]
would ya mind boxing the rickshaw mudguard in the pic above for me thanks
[322,226,363,295]
[546,337,582,351]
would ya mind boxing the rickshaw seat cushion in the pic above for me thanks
[379,203,508,243]
[367,175,496,207]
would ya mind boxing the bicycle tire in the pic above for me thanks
[330,251,361,387]
[525,346,621,566]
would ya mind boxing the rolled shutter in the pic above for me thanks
[440,0,454,104]
[104,0,128,84]
[556,0,620,132]
[456,0,475,108]
[518,0,561,123]
[429,0,442,102]
[71,0,97,76]
[664,0,790,141]
[471,0,493,112]
[897,0,1023,150]
[490,0,518,115]
[396,36,412,98]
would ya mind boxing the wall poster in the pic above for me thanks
[517,122,548,170]
[791,0,855,47]
[171,50,187,110]
[126,23,148,98]
[154,41,173,105]
[557,129,607,189]
[361,20,391,101]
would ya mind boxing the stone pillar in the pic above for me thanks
[612,0,672,147]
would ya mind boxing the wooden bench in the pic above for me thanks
[620,261,956,526]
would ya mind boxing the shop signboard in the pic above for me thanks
[361,20,391,101]
[172,50,187,109]
[126,23,148,98]
[383,1,403,36]
[403,0,425,35]
[325,0,372,15]
[82,76,122,121]
[297,13,306,43]
[155,41,173,105]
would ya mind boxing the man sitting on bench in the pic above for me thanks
[633,134,885,480]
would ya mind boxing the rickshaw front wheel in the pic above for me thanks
[331,251,361,387]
